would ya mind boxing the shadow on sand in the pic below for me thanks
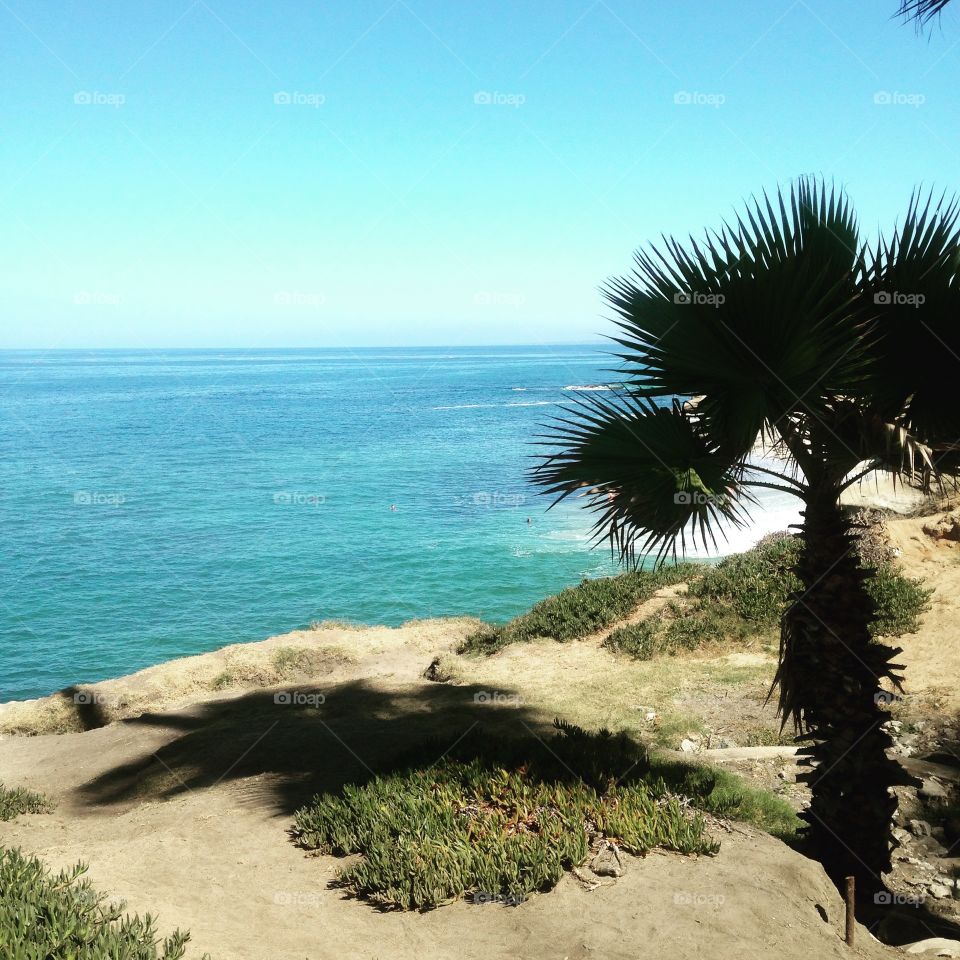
[75,677,550,815]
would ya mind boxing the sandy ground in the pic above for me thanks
[887,514,960,711]
[0,673,890,960]
[2,509,958,958]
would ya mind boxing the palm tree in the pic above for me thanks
[899,0,953,25]
[534,179,960,894]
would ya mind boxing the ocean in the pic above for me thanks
[0,345,799,701]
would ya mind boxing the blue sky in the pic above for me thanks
[1,0,958,348]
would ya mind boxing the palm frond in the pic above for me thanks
[532,394,753,563]
[899,0,953,25]
[604,178,872,459]
[862,189,960,449]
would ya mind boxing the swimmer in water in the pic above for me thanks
[390,504,397,512]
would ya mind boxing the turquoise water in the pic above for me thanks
[0,345,634,700]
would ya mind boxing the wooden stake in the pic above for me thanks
[845,876,855,946]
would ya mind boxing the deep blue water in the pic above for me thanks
[0,345,641,700]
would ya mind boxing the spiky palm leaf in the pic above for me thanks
[535,179,879,561]
[535,395,751,561]
[899,0,953,25]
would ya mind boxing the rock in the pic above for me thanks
[930,883,953,899]
[590,842,626,878]
[422,657,452,683]
[910,820,934,838]
[894,826,913,844]
[714,737,738,749]
[905,937,960,956]
[920,779,949,801]
[923,512,960,542]
[680,738,700,753]
[919,837,949,857]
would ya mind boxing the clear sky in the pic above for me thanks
[1,0,958,348]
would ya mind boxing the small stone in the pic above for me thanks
[590,842,626,878]
[920,779,949,801]
[894,826,913,844]
[929,883,952,899]
[680,738,699,753]
[910,819,934,838]
[905,937,960,956]
[919,837,949,857]
[715,737,738,749]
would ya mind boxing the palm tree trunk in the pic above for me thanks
[776,489,913,895]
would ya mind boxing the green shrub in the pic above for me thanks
[0,847,206,959]
[294,722,716,910]
[602,621,660,660]
[0,784,53,821]
[294,721,799,910]
[459,563,700,655]
[690,537,801,625]
[470,534,929,661]
[866,565,931,637]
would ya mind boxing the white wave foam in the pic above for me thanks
[563,384,611,392]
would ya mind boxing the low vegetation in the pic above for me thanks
[0,847,205,959]
[293,721,797,910]
[458,563,700,655]
[0,783,53,821]
[461,535,930,663]
[604,535,930,662]
[460,535,929,662]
